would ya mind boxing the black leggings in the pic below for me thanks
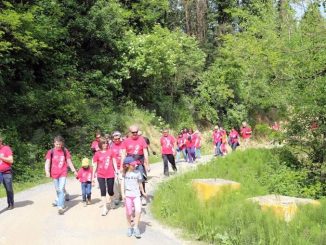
[97,177,115,197]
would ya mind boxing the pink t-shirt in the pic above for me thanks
[229,130,239,143]
[111,143,123,169]
[212,130,222,144]
[177,136,186,150]
[194,133,201,148]
[45,148,71,179]
[241,126,252,139]
[77,167,93,183]
[91,140,100,152]
[160,135,175,154]
[93,150,115,178]
[0,145,13,173]
[186,134,195,148]
[121,137,148,155]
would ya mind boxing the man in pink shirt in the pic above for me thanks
[45,136,77,215]
[91,131,101,154]
[0,136,14,210]
[212,126,222,156]
[160,129,177,176]
[240,121,252,148]
[111,131,124,205]
[121,125,149,205]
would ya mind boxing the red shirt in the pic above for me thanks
[93,150,115,178]
[111,142,123,169]
[177,136,186,150]
[160,135,175,154]
[0,145,13,173]
[91,140,100,152]
[121,137,148,155]
[77,167,93,183]
[186,134,195,148]
[45,148,71,179]
[241,126,252,139]
[229,130,239,143]
[193,133,201,148]
[212,130,222,144]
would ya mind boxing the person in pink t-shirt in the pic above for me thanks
[92,137,118,216]
[212,126,223,156]
[186,128,196,163]
[194,130,202,159]
[45,135,77,215]
[228,127,240,151]
[121,125,149,206]
[176,131,187,162]
[0,136,14,210]
[160,129,177,176]
[240,121,252,148]
[76,158,93,207]
[111,131,124,205]
[91,131,101,154]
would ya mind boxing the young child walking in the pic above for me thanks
[121,159,147,239]
[76,158,93,207]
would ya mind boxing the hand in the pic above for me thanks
[92,180,95,187]
[121,195,125,201]
[74,171,78,177]
[142,192,148,198]
[146,166,151,172]
[46,172,50,178]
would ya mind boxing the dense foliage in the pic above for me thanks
[0,0,325,183]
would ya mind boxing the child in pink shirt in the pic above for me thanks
[76,158,93,207]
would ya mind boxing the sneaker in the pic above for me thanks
[7,205,14,210]
[127,227,134,237]
[141,197,147,206]
[83,201,87,207]
[52,199,58,207]
[58,207,65,215]
[133,228,141,238]
[65,193,70,201]
[101,207,108,216]
[114,199,120,206]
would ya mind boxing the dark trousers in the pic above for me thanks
[97,177,114,197]
[162,154,177,176]
[2,173,14,206]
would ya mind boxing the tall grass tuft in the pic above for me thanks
[151,149,326,244]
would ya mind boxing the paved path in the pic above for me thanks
[0,155,213,245]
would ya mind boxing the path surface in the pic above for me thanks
[0,155,213,245]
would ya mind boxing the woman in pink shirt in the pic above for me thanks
[160,129,177,176]
[45,136,77,215]
[0,136,14,210]
[92,137,118,216]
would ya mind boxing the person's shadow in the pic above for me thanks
[0,200,33,214]
[139,221,151,234]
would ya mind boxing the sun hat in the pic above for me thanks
[81,157,90,167]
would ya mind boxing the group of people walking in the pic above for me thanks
[0,121,253,239]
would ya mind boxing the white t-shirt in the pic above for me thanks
[123,170,142,197]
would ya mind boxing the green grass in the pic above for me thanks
[151,149,326,244]
[0,177,51,198]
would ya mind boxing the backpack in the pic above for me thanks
[49,147,67,175]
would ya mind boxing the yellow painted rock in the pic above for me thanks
[192,178,240,201]
[250,195,321,222]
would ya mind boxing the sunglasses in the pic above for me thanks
[131,131,138,135]
[113,138,120,141]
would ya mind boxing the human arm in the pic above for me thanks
[143,148,150,172]
[120,149,126,172]
[120,177,125,200]
[45,159,50,178]
[0,155,13,164]
[67,158,77,177]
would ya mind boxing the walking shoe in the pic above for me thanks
[7,205,14,210]
[58,207,65,215]
[141,197,147,206]
[86,199,91,205]
[133,228,141,238]
[114,199,120,206]
[101,207,108,216]
[127,227,134,237]
[65,193,70,201]
[83,201,87,207]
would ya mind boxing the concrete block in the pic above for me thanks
[192,178,241,201]
[250,194,320,222]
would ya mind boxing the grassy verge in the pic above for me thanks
[0,177,51,198]
[151,149,326,244]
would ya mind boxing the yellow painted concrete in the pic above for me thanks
[192,179,240,201]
